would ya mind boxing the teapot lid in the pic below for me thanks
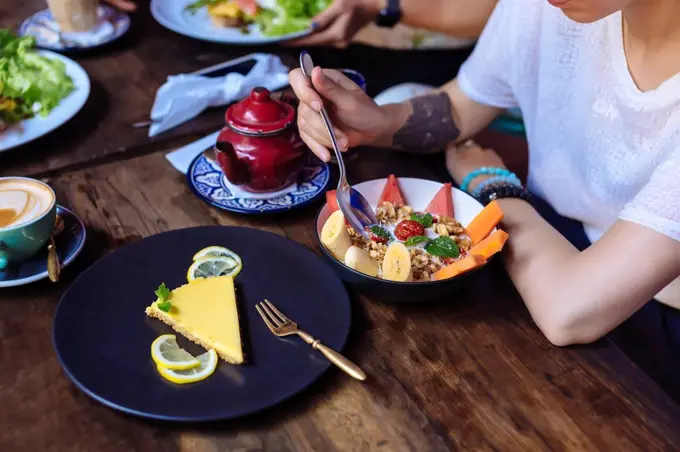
[225,87,295,135]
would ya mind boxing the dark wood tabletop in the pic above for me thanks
[1,2,679,451]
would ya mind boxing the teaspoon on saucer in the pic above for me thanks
[47,215,64,283]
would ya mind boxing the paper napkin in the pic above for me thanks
[149,53,290,137]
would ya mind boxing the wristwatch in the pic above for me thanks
[375,0,402,28]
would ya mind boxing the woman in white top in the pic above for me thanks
[290,0,680,397]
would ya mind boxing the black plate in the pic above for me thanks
[52,227,351,422]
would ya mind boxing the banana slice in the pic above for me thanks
[344,246,379,277]
[321,210,352,260]
[381,242,412,282]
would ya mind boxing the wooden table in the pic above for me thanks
[2,146,680,451]
[2,2,680,451]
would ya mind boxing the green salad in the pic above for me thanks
[0,30,74,129]
[186,0,332,37]
[255,0,331,37]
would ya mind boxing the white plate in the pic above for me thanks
[151,0,311,45]
[0,51,90,153]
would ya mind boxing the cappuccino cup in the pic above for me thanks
[46,0,98,33]
[0,177,57,271]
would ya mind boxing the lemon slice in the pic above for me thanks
[187,255,242,282]
[192,246,242,265]
[151,334,200,370]
[156,349,218,384]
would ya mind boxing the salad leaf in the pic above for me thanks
[425,236,460,258]
[410,212,434,228]
[404,235,430,247]
[0,29,74,123]
[257,0,332,37]
[185,0,225,13]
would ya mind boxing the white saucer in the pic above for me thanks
[19,6,131,52]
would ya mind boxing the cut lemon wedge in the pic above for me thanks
[187,255,242,282]
[151,334,200,370]
[192,246,242,264]
[156,349,218,384]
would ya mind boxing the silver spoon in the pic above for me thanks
[47,215,64,283]
[299,51,378,239]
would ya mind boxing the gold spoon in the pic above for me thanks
[48,215,64,283]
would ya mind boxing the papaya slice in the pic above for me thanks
[425,183,454,218]
[378,174,406,206]
[465,200,504,245]
[432,254,486,281]
[326,190,340,212]
[470,229,509,259]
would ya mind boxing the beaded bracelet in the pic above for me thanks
[475,180,533,206]
[471,175,522,198]
[460,167,518,193]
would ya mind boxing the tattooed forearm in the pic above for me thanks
[391,92,460,153]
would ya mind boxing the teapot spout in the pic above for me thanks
[215,141,250,186]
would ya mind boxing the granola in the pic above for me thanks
[349,202,469,281]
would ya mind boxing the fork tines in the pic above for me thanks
[256,299,294,334]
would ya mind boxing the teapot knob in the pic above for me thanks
[251,87,271,102]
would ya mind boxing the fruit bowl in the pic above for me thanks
[314,178,495,303]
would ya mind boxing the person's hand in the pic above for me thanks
[445,140,507,191]
[284,0,381,48]
[105,0,137,12]
[290,66,390,162]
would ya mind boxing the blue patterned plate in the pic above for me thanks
[187,154,331,215]
[0,206,86,288]
[19,6,131,52]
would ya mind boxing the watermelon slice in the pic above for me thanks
[326,190,340,212]
[378,175,406,206]
[425,183,454,218]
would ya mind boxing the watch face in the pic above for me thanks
[376,7,402,27]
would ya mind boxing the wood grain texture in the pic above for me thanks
[2,148,680,452]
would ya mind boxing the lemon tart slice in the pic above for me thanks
[145,276,244,365]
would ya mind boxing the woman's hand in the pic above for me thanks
[289,66,391,162]
[445,140,507,191]
[284,0,380,48]
[105,0,137,11]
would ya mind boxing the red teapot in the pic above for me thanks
[215,87,307,193]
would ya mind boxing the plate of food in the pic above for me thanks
[315,176,509,303]
[52,226,352,421]
[0,30,90,153]
[151,0,328,44]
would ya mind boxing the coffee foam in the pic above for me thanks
[0,179,55,229]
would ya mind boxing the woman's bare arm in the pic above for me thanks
[399,0,498,38]
[375,79,503,151]
[499,198,680,346]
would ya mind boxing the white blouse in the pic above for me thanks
[457,0,680,304]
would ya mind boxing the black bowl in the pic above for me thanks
[314,204,489,304]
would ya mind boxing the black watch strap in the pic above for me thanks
[476,181,533,207]
[375,0,402,28]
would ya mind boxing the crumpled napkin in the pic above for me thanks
[149,54,290,137]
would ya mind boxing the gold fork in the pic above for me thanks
[256,299,366,381]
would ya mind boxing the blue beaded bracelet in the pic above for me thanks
[460,167,518,193]
[471,175,522,198]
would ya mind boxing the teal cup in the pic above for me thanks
[0,177,57,271]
